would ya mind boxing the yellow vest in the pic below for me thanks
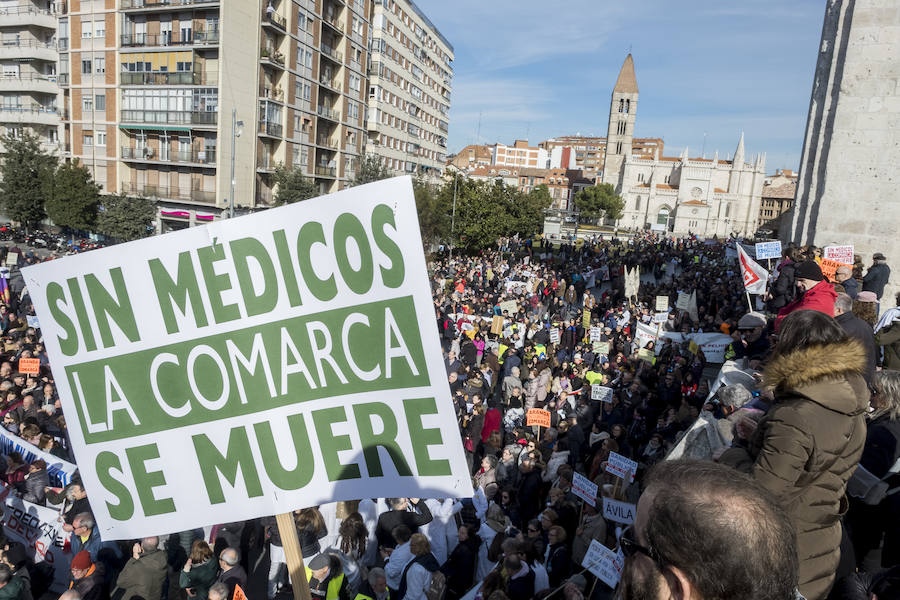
[304,566,345,600]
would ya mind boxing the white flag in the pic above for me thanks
[737,244,768,294]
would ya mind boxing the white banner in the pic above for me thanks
[589,327,602,342]
[602,497,636,525]
[635,322,658,349]
[0,427,77,488]
[571,472,598,507]
[737,244,768,294]
[676,292,691,310]
[824,245,854,265]
[1,490,70,593]
[657,331,734,363]
[23,177,472,540]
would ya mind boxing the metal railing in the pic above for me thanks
[320,44,343,62]
[317,135,336,149]
[121,110,217,125]
[121,146,216,164]
[262,9,287,31]
[315,166,336,177]
[120,30,219,47]
[121,0,220,9]
[260,86,284,101]
[57,73,69,85]
[0,73,59,84]
[120,71,217,85]
[318,78,341,93]
[0,39,57,50]
[257,155,276,170]
[260,48,285,66]
[322,16,345,34]
[0,104,58,115]
[258,121,283,137]
[57,38,68,51]
[316,105,340,121]
[121,181,217,204]
[0,5,54,16]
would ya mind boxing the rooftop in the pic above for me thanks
[613,54,639,94]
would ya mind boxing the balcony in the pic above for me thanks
[260,48,285,68]
[0,40,57,62]
[262,9,287,32]
[121,146,216,165]
[0,105,60,126]
[318,77,342,94]
[120,110,217,127]
[120,30,220,48]
[316,104,340,122]
[0,74,59,95]
[121,0,221,11]
[322,17,345,36]
[259,86,284,102]
[258,121,283,137]
[316,135,337,149]
[315,166,336,178]
[121,181,217,204]
[320,44,343,63]
[121,71,217,86]
[57,73,69,86]
[0,4,57,29]
[58,38,69,51]
[256,155,276,172]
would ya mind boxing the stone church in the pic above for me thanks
[600,55,767,237]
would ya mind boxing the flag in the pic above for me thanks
[0,274,9,306]
[625,266,640,300]
[687,290,698,323]
[737,244,768,294]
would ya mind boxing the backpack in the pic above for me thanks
[399,554,446,600]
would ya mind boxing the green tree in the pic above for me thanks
[351,153,391,186]
[273,164,318,206]
[96,193,156,241]
[574,183,624,221]
[46,160,100,238]
[412,175,448,249]
[441,178,509,253]
[0,133,57,233]
[512,184,553,237]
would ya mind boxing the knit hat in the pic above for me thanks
[857,291,878,303]
[794,261,823,282]
[71,550,92,571]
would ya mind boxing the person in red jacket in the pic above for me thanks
[775,261,837,331]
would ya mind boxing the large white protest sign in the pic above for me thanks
[589,327,602,342]
[652,312,668,324]
[754,241,782,260]
[583,540,624,588]
[1,491,70,592]
[657,331,734,363]
[23,177,472,540]
[824,245,854,265]
[602,497,636,525]
[571,472,598,507]
[676,292,690,310]
[635,322,658,348]
[605,451,638,483]
[591,385,613,403]
[0,427,77,487]
[655,296,668,312]
[549,328,560,344]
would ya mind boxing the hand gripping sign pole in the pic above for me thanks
[277,512,313,600]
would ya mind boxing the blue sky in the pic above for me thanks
[419,0,825,172]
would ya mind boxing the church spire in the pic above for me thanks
[733,131,745,166]
[613,54,638,94]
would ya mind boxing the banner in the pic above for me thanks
[824,245,854,265]
[589,327,602,342]
[526,408,551,428]
[23,177,472,540]
[754,241,782,260]
[655,296,668,312]
[490,315,504,335]
[652,312,668,324]
[0,427,77,488]
[504,280,529,295]
[582,308,591,329]
[676,292,690,310]
[18,358,41,374]
[1,492,70,593]
[571,472,598,506]
[657,331,734,363]
[635,322,657,348]
[820,258,849,281]
[592,341,609,355]
[602,497,636,525]
[549,328,560,344]
[737,244,768,294]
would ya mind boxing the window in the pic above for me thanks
[95,20,105,38]
[349,74,361,92]
[635,196,641,210]
[83,133,93,146]
[625,99,631,113]
[81,60,92,74]
[657,207,670,226]
[618,98,623,113]
[95,94,105,110]
[81,21,92,39]
[96,131,106,146]
[637,172,644,183]
[82,96,93,112]
[94,57,105,74]
[176,62,192,72]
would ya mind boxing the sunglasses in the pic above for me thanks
[620,525,665,568]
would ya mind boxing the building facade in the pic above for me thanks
[0,0,63,156]
[446,143,490,171]
[540,134,663,180]
[491,139,547,169]
[58,0,370,232]
[367,0,452,181]
[601,54,766,237]
[758,169,796,237]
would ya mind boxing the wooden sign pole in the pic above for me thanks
[276,512,313,600]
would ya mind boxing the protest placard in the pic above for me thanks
[571,471,598,507]
[5,251,18,267]
[22,177,472,540]
[688,340,700,355]
[593,341,609,355]
[526,408,551,428]
[498,300,517,316]
[820,258,849,281]
[26,315,40,329]
[1,491,70,592]
[591,384,613,403]
[824,245,854,265]
[653,312,668,324]
[637,348,655,363]
[491,315,504,335]
[655,296,668,312]
[583,540,624,588]
[589,327,602,342]
[676,291,690,310]
[582,308,591,329]
[635,322,657,348]
[549,328,560,344]
[605,451,638,483]
[602,497,636,525]
[755,241,782,260]
[18,357,40,375]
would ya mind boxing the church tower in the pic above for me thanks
[601,54,639,188]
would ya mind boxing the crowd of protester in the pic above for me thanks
[0,234,897,600]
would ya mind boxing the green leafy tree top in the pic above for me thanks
[574,183,624,220]
[351,153,391,186]
[0,133,57,232]
[96,193,156,242]
[45,160,100,236]
[273,164,318,206]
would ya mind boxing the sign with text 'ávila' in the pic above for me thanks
[23,177,472,540]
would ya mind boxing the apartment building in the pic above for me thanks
[367,0,452,181]
[492,140,547,169]
[0,0,62,156]
[539,135,665,180]
[59,0,369,232]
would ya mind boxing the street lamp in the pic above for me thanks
[229,109,244,219]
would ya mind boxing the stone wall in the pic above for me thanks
[788,0,900,307]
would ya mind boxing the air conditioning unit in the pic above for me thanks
[143,146,154,157]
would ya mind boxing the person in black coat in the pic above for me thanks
[835,293,878,385]
[862,253,891,300]
[375,497,433,549]
[516,458,543,526]
[440,524,480,600]
[543,526,571,588]
[767,251,798,312]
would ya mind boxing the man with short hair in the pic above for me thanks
[215,547,246,599]
[355,567,389,600]
[618,459,798,600]
[207,582,229,600]
[113,536,168,600]
[834,292,877,384]
[70,512,122,583]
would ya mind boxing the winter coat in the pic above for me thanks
[114,548,168,600]
[767,261,796,311]
[774,280,837,332]
[875,322,900,370]
[730,338,869,600]
[862,263,891,299]
[571,513,607,566]
[840,276,859,299]
[0,576,24,600]
[179,557,219,600]
[19,467,49,504]
[441,538,478,599]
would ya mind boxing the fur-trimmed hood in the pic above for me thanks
[763,338,870,415]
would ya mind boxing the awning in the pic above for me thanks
[119,124,191,133]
